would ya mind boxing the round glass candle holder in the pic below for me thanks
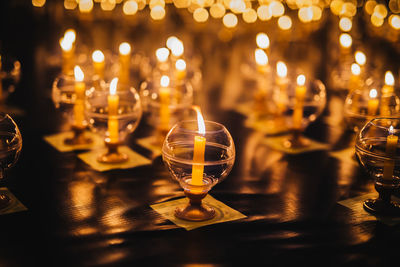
[85,83,142,163]
[162,120,235,221]
[274,77,326,148]
[0,55,21,104]
[344,86,400,132]
[355,118,400,216]
[52,73,97,145]
[0,113,22,209]
[140,77,193,142]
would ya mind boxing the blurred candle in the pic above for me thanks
[254,48,268,74]
[108,78,119,143]
[73,66,85,127]
[367,88,379,115]
[156,47,170,72]
[383,126,398,181]
[60,37,74,75]
[175,59,186,81]
[256,32,270,49]
[276,61,288,112]
[170,39,184,59]
[380,71,395,116]
[293,75,307,129]
[382,71,395,95]
[355,51,366,66]
[339,33,352,53]
[159,75,170,132]
[349,63,361,91]
[92,50,105,79]
[192,106,206,186]
[119,42,131,85]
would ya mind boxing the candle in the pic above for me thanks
[192,106,206,186]
[380,71,395,116]
[92,50,105,79]
[348,63,361,91]
[256,32,270,50]
[254,48,268,74]
[73,66,85,128]
[383,125,398,181]
[367,88,379,116]
[159,75,170,132]
[175,59,187,81]
[170,39,184,60]
[339,33,352,52]
[276,61,288,113]
[293,75,307,129]
[108,78,119,143]
[118,42,131,85]
[60,37,74,75]
[354,51,366,67]
[155,47,170,72]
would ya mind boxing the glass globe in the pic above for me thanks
[162,120,235,221]
[344,78,400,132]
[355,118,400,216]
[0,113,22,209]
[85,80,142,163]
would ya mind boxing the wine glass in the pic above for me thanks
[162,120,235,221]
[85,78,142,163]
[355,118,400,216]
[0,113,22,209]
[276,75,326,148]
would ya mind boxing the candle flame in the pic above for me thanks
[389,125,395,135]
[156,47,169,63]
[193,106,206,135]
[74,66,84,82]
[59,37,73,52]
[355,51,366,66]
[256,33,270,49]
[175,59,186,71]
[110,78,118,95]
[92,50,104,63]
[297,74,306,86]
[64,29,76,44]
[369,88,378,99]
[385,71,395,86]
[119,42,131,55]
[160,75,170,87]
[339,33,352,48]
[166,36,179,50]
[255,49,268,66]
[276,61,287,78]
[351,63,361,75]
[170,40,184,57]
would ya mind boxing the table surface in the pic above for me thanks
[1,2,400,266]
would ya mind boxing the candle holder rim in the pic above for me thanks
[170,120,229,134]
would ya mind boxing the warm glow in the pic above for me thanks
[119,42,131,55]
[369,88,378,99]
[123,0,138,15]
[276,61,287,78]
[339,17,352,32]
[79,0,94,12]
[74,66,84,82]
[351,63,361,75]
[223,13,238,28]
[59,38,73,52]
[339,33,352,48]
[170,40,184,57]
[193,7,209,22]
[297,74,306,86]
[355,51,366,66]
[389,15,400,29]
[92,50,104,63]
[229,0,246,13]
[150,5,166,20]
[175,59,186,71]
[210,3,225,18]
[160,75,170,87]
[278,15,292,30]
[385,71,395,86]
[242,8,257,23]
[32,0,46,7]
[365,0,377,14]
[389,125,395,135]
[156,47,170,62]
[298,7,313,23]
[270,1,285,17]
[166,36,179,50]
[193,106,206,134]
[254,49,268,66]
[257,5,272,21]
[110,78,118,95]
[374,4,388,19]
[64,29,76,44]
[256,33,270,49]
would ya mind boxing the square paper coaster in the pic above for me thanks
[151,195,247,231]
[338,193,400,226]
[78,146,152,172]
[44,131,104,152]
[135,136,163,158]
[244,117,288,135]
[0,187,27,215]
[329,147,358,165]
[261,134,330,154]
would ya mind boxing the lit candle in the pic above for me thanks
[254,48,268,74]
[367,88,379,116]
[108,78,119,143]
[159,75,170,132]
[380,71,395,116]
[118,42,131,85]
[155,47,170,72]
[60,37,74,75]
[339,33,352,53]
[354,51,366,67]
[192,106,206,186]
[293,75,307,129]
[175,59,186,81]
[348,63,361,91]
[92,50,105,79]
[383,125,398,181]
[73,66,86,128]
[276,61,288,113]
[170,39,184,60]
[256,32,270,50]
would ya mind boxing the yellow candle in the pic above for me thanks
[60,37,74,76]
[339,33,352,54]
[118,42,131,85]
[191,106,206,186]
[256,32,270,50]
[254,48,268,74]
[73,66,85,128]
[155,47,170,72]
[348,63,361,91]
[159,75,170,132]
[367,89,379,116]
[293,75,307,129]
[108,78,119,143]
[383,126,398,181]
[175,59,186,81]
[92,50,105,79]
[276,61,288,113]
[380,71,395,116]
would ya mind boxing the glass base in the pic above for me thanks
[64,126,92,146]
[0,193,10,210]
[175,202,215,221]
[363,198,400,217]
[283,130,310,149]
[97,142,128,164]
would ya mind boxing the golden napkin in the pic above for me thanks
[135,136,163,158]
[0,187,27,215]
[44,131,104,152]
